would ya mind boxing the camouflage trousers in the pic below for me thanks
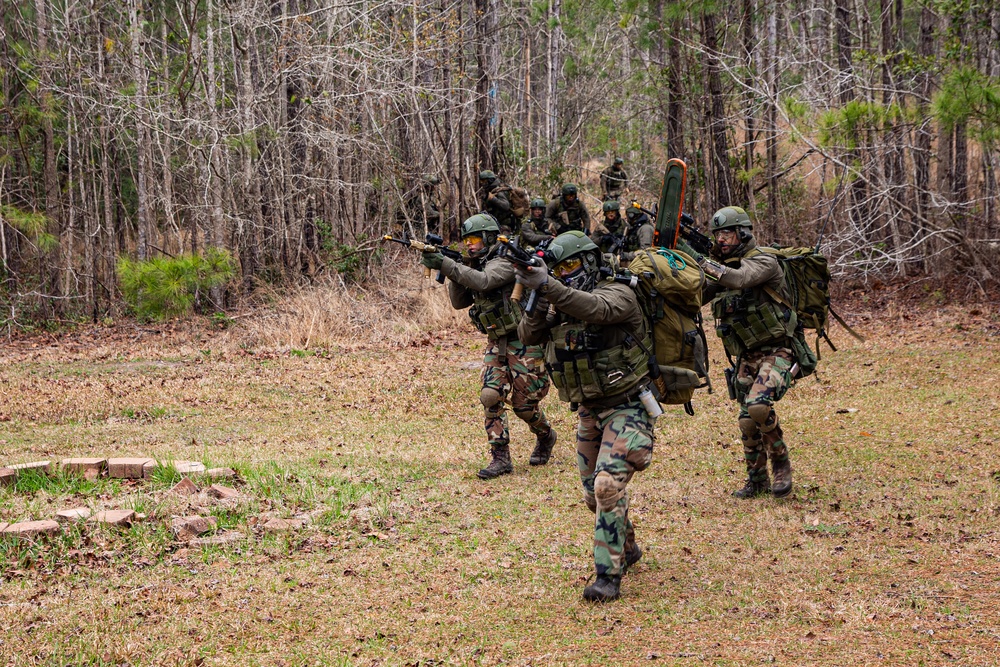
[733,348,794,481]
[481,339,552,448]
[576,401,655,577]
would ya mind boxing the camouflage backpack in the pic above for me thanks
[625,248,711,408]
[753,246,864,361]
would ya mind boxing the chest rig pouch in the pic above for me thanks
[545,319,649,403]
[712,287,794,357]
[469,286,521,341]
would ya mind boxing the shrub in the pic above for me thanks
[117,248,235,321]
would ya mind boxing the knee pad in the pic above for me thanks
[480,387,502,409]
[738,417,759,441]
[747,403,773,428]
[513,408,536,423]
[594,471,626,512]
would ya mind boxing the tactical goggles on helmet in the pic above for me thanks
[551,256,583,280]
[462,234,484,247]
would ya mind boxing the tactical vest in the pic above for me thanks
[624,223,650,252]
[710,250,797,358]
[544,317,650,404]
[470,284,521,341]
[555,203,587,232]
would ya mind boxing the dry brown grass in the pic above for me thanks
[0,292,998,666]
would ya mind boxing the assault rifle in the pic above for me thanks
[632,202,713,256]
[496,235,547,315]
[382,233,463,284]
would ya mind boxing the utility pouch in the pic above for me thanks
[724,366,737,401]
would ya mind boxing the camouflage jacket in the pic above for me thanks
[519,217,553,248]
[481,183,516,233]
[544,198,591,235]
[519,278,649,408]
[600,166,628,196]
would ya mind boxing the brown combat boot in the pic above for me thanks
[624,537,643,571]
[733,474,771,499]
[477,445,513,480]
[529,428,557,466]
[771,457,793,498]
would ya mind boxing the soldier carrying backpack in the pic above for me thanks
[701,206,806,500]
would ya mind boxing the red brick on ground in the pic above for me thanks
[89,510,136,526]
[205,468,237,480]
[142,460,158,478]
[1,520,61,538]
[56,508,93,522]
[169,478,199,496]
[206,484,239,500]
[9,461,52,475]
[60,458,107,476]
[172,515,218,540]
[108,458,154,479]
[171,461,206,475]
[0,468,14,487]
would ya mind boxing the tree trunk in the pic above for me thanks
[702,10,733,209]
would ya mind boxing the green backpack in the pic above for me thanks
[754,246,864,361]
[625,248,711,409]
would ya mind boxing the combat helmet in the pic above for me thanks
[561,183,579,199]
[530,197,546,210]
[460,213,500,257]
[479,170,497,183]
[613,157,624,166]
[546,230,601,291]
[602,200,620,213]
[709,206,753,256]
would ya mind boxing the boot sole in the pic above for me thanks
[476,468,513,480]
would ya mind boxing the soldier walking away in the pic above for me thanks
[478,170,518,236]
[600,158,629,201]
[420,214,558,479]
[520,197,554,249]
[516,231,656,602]
[701,206,800,499]
[544,184,591,236]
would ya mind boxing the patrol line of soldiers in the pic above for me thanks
[416,175,801,603]
[404,157,631,239]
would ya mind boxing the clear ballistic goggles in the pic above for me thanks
[551,256,583,279]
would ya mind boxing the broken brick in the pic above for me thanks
[108,458,155,479]
[1,520,61,538]
[169,478,199,496]
[205,467,237,480]
[60,458,107,476]
[142,460,159,479]
[9,461,52,475]
[0,468,14,487]
[171,515,219,540]
[206,484,239,500]
[89,510,136,526]
[56,508,93,522]
[171,461,206,475]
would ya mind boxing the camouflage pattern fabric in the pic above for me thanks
[734,348,794,480]
[481,339,552,447]
[576,401,654,577]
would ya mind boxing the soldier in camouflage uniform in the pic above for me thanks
[600,158,629,201]
[544,184,591,236]
[588,200,626,254]
[516,231,655,602]
[421,214,557,479]
[701,206,798,499]
[620,205,655,262]
[478,170,518,236]
[520,197,554,249]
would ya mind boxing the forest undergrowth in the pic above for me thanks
[0,271,998,665]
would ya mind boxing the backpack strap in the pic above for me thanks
[828,304,866,342]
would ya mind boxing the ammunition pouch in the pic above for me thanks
[470,288,521,341]
[545,322,649,404]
